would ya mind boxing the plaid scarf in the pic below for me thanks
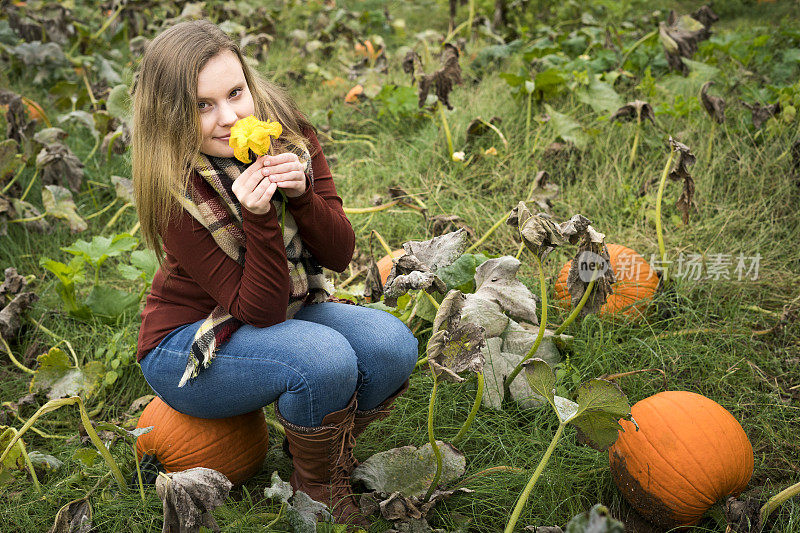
[176,144,331,387]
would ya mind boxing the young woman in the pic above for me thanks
[131,20,418,526]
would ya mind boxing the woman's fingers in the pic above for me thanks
[261,161,304,176]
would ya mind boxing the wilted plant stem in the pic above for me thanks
[655,149,676,280]
[761,480,800,525]
[423,366,443,503]
[133,444,146,502]
[0,427,40,492]
[629,107,642,169]
[370,229,394,258]
[423,291,440,310]
[0,335,34,374]
[1,162,27,194]
[706,121,716,162]
[504,423,566,533]
[553,275,598,335]
[525,90,533,152]
[452,372,484,446]
[19,169,39,202]
[438,102,455,159]
[504,255,547,395]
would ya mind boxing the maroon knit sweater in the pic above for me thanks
[136,129,354,362]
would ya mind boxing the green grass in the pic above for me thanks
[2,0,800,531]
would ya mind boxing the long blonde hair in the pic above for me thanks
[132,19,312,264]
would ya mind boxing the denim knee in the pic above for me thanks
[277,326,359,425]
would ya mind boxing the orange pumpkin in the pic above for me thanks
[377,249,404,285]
[135,397,269,485]
[344,84,364,104]
[554,243,659,319]
[609,391,753,529]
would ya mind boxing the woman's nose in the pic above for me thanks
[217,102,238,126]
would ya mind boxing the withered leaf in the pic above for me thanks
[464,257,540,331]
[0,291,39,341]
[42,185,87,233]
[700,81,725,124]
[724,496,763,533]
[668,138,697,225]
[402,51,423,81]
[4,93,37,148]
[101,122,132,159]
[429,214,475,239]
[426,290,485,383]
[526,171,559,214]
[48,497,92,533]
[155,467,232,533]
[507,202,565,261]
[417,43,462,110]
[692,5,720,28]
[0,195,12,236]
[376,487,474,525]
[742,101,781,130]
[0,267,28,298]
[658,9,715,75]
[36,143,84,193]
[11,198,51,233]
[111,175,134,204]
[563,221,615,317]
[610,100,655,125]
[364,255,384,302]
[383,230,470,307]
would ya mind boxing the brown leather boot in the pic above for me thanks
[347,380,409,474]
[276,395,368,529]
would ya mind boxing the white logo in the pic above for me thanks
[577,251,609,282]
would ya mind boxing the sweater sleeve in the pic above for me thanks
[162,206,290,328]
[285,128,355,272]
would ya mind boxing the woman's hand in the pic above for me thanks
[232,155,279,215]
[260,152,307,198]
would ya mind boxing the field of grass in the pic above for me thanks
[1,0,799,531]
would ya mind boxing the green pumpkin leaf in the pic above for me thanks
[62,233,138,269]
[544,104,588,149]
[436,253,489,292]
[42,185,87,233]
[567,378,631,451]
[522,358,556,408]
[28,451,63,472]
[84,286,140,319]
[72,447,100,468]
[576,78,623,114]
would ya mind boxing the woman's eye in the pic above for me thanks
[230,88,242,98]
[198,101,209,111]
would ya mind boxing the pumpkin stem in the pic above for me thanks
[761,479,800,525]
[504,423,566,533]
[655,148,676,280]
[0,335,35,374]
[504,254,548,396]
[423,365,443,503]
[423,290,440,310]
[452,372,484,446]
[370,229,395,259]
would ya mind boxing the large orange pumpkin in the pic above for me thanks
[135,397,269,485]
[609,391,753,529]
[554,243,659,319]
[377,248,405,285]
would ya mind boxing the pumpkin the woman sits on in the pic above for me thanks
[131,20,417,527]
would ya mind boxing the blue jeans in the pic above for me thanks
[139,303,418,427]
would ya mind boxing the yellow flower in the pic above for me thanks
[229,116,283,163]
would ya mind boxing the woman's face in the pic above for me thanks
[196,50,256,157]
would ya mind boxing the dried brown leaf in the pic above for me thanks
[506,202,565,261]
[36,143,84,193]
[427,290,485,383]
[562,218,615,316]
[402,51,423,81]
[429,214,475,239]
[610,100,655,125]
[668,138,697,225]
[742,101,781,130]
[0,292,39,341]
[155,467,232,533]
[700,81,725,124]
[0,267,28,298]
[48,497,92,533]
[658,9,715,75]
[417,43,462,110]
